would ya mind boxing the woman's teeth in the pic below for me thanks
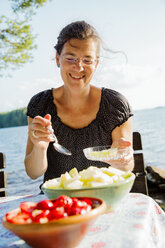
[70,74,84,79]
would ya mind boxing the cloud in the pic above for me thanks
[1,63,164,112]
[0,76,60,112]
[92,63,165,110]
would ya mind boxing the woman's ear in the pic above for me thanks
[56,52,60,67]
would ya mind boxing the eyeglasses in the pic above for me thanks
[62,55,98,66]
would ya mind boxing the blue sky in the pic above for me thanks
[0,0,165,112]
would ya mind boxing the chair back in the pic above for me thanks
[0,152,7,197]
[131,132,148,195]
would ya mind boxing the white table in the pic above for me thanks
[0,193,165,248]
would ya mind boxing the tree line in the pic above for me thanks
[0,107,28,128]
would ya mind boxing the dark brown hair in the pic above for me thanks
[54,21,102,55]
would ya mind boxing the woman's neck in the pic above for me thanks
[53,85,102,129]
[61,85,92,110]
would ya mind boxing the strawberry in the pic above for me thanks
[80,198,93,207]
[5,208,20,223]
[48,206,68,220]
[68,198,92,215]
[32,209,50,223]
[12,213,32,224]
[20,201,37,214]
[54,195,73,210]
[72,199,88,208]
[36,199,54,210]
[67,207,88,216]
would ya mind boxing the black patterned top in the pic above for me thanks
[26,87,133,183]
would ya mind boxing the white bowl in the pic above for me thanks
[83,145,133,161]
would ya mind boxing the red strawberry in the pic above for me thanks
[68,198,92,215]
[54,195,73,210]
[80,198,93,207]
[48,206,68,220]
[12,213,32,224]
[32,209,50,223]
[67,207,88,216]
[20,202,37,214]
[72,199,88,208]
[36,199,54,210]
[5,208,20,223]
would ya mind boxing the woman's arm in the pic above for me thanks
[112,117,133,143]
[108,117,134,171]
[24,115,54,179]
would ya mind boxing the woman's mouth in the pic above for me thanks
[69,73,85,80]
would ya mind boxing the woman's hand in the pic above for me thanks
[25,114,54,179]
[104,138,134,171]
[29,114,55,150]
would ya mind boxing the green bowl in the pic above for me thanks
[41,173,135,211]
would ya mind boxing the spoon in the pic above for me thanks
[47,127,72,156]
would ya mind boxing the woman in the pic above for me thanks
[24,20,134,183]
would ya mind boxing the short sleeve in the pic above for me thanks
[26,89,53,118]
[102,88,133,129]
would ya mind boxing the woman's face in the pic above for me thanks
[56,38,99,91]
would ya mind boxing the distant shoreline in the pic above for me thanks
[0,107,27,128]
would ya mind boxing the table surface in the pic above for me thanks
[0,193,165,248]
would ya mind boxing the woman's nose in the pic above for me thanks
[74,61,84,71]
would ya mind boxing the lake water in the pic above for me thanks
[0,107,165,196]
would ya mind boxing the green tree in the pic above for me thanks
[0,107,28,128]
[0,0,50,77]
[10,0,48,12]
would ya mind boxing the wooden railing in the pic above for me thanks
[0,152,7,197]
[131,132,148,195]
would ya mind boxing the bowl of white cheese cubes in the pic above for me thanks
[41,166,135,211]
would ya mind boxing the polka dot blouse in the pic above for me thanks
[26,87,133,183]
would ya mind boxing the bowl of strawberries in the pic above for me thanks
[2,195,106,248]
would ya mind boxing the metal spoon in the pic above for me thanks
[47,127,72,156]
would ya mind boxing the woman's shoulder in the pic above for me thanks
[101,87,133,116]
[27,89,53,118]
[30,89,53,102]
[102,87,130,107]
[102,87,125,99]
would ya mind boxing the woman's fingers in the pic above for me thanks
[32,115,51,127]
[44,114,51,121]
[32,115,52,133]
[104,144,134,171]
[44,114,54,133]
[29,114,55,143]
[31,123,50,134]
[111,137,132,148]
[118,138,131,147]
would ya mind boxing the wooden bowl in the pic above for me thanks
[2,197,106,248]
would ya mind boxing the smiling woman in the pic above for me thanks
[24,20,134,189]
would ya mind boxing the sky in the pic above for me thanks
[0,0,165,112]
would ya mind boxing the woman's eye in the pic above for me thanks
[66,58,73,61]
[83,60,92,64]
[66,58,76,63]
